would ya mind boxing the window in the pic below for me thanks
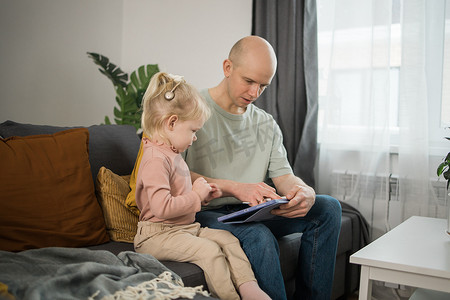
[317,0,450,151]
[441,2,450,127]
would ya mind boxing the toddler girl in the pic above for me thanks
[133,72,270,300]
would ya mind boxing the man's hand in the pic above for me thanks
[190,171,281,206]
[271,184,316,218]
[232,182,281,207]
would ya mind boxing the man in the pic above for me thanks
[183,36,342,300]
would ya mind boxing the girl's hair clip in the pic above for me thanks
[164,90,176,100]
[164,78,183,101]
[164,91,175,100]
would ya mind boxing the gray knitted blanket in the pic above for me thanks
[0,247,209,300]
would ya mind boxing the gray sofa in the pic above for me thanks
[0,120,365,300]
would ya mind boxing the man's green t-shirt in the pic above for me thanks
[183,89,293,209]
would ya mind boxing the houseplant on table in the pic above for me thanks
[87,52,159,131]
[436,132,450,234]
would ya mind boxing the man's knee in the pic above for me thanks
[315,195,342,228]
[238,225,279,252]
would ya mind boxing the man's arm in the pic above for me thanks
[190,171,280,206]
[271,173,316,218]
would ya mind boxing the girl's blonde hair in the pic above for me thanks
[141,72,210,139]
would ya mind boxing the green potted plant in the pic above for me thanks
[437,135,450,190]
[87,52,159,131]
[436,130,450,235]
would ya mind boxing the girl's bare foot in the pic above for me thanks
[238,280,271,300]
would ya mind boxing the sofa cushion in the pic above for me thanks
[161,261,208,291]
[96,167,139,243]
[0,121,141,185]
[279,233,302,282]
[337,214,353,255]
[88,241,135,255]
[0,128,109,251]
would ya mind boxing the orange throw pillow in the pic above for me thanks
[0,128,109,252]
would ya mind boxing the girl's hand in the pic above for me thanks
[201,183,222,206]
[192,177,212,202]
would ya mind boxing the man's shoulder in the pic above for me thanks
[200,89,216,108]
[248,104,276,123]
[199,88,210,100]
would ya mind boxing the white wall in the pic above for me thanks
[0,0,252,127]
[121,1,252,89]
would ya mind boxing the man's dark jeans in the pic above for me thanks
[196,195,342,300]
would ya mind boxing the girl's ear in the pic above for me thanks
[166,115,179,130]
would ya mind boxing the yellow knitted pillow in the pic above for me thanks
[125,133,148,215]
[96,167,139,243]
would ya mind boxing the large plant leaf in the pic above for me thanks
[87,52,128,88]
[111,87,141,130]
[437,162,447,177]
[89,52,159,130]
[437,152,450,190]
[128,64,160,107]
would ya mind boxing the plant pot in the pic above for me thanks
[447,193,450,235]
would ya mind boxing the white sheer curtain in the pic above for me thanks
[317,0,449,240]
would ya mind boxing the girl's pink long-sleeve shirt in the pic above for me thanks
[135,138,202,224]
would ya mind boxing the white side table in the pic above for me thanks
[350,216,450,300]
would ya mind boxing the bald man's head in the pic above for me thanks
[228,36,277,76]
